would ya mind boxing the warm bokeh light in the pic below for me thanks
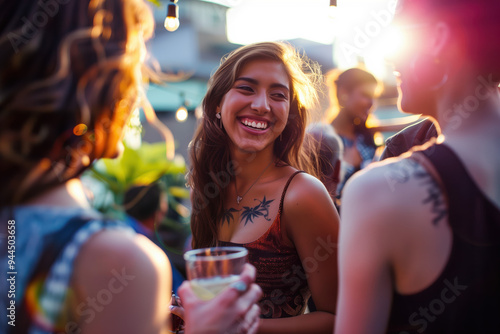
[380,26,406,62]
[81,155,90,166]
[361,25,405,79]
[176,106,188,122]
[373,131,385,146]
[73,123,88,136]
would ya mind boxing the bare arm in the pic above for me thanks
[334,171,394,334]
[73,230,172,334]
[258,173,339,334]
[335,156,451,334]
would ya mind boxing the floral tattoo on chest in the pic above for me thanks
[223,196,275,226]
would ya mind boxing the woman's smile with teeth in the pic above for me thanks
[242,119,268,130]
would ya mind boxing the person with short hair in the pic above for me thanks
[306,123,343,201]
[335,0,500,332]
[123,183,184,293]
[325,68,380,197]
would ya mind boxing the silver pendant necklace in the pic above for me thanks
[234,160,274,204]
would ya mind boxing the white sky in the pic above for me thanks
[226,0,336,45]
[203,0,398,77]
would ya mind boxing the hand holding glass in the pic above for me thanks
[184,247,248,300]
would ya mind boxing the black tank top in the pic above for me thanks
[387,144,500,334]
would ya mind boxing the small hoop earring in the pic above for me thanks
[279,133,283,141]
[215,112,222,129]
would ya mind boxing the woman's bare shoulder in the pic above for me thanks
[72,229,171,333]
[76,228,169,271]
[343,155,448,231]
[281,170,339,233]
[284,170,331,199]
[348,156,432,201]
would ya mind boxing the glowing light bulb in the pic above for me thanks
[328,0,339,20]
[164,16,179,32]
[164,2,179,32]
[328,5,338,19]
[176,106,188,122]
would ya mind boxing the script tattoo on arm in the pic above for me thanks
[386,158,416,185]
[414,168,447,225]
[240,196,275,226]
[387,159,447,225]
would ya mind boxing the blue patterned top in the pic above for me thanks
[338,133,377,196]
[0,206,134,333]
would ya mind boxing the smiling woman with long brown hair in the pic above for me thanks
[188,41,340,333]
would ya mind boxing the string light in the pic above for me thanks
[176,106,188,122]
[329,0,338,18]
[175,92,188,122]
[164,0,180,32]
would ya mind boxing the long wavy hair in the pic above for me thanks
[0,0,154,206]
[188,41,322,249]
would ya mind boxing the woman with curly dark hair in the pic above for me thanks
[0,0,261,333]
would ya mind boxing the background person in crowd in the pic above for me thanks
[186,41,339,333]
[306,123,343,202]
[335,0,500,333]
[324,68,380,198]
[304,123,343,312]
[123,183,184,293]
[0,0,261,333]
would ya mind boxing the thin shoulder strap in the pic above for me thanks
[278,171,305,215]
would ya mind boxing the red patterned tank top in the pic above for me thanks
[218,171,310,318]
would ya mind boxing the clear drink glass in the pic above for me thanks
[183,246,248,300]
